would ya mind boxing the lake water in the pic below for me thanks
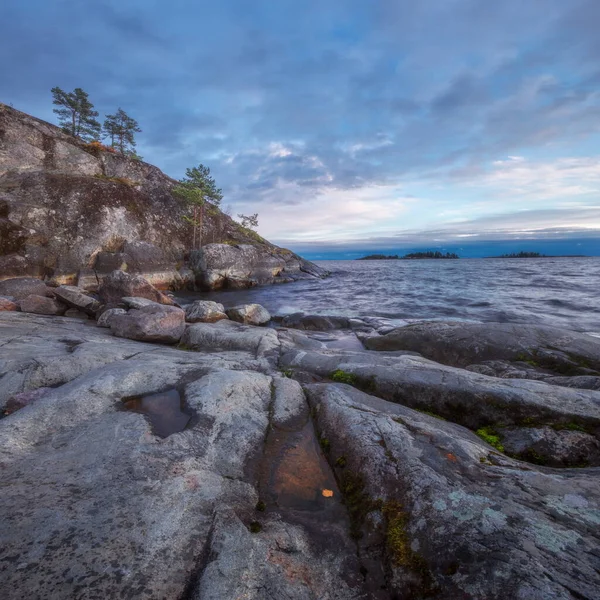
[181,257,600,335]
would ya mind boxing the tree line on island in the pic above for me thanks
[358,251,460,260]
[49,86,259,249]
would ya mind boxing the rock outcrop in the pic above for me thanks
[0,103,326,290]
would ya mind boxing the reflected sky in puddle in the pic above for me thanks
[122,389,191,438]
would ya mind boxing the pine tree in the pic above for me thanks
[173,164,223,250]
[103,108,141,154]
[51,87,101,140]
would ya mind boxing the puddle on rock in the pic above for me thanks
[122,389,191,438]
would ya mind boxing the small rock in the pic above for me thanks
[185,300,228,323]
[110,304,185,344]
[281,313,349,331]
[64,308,90,320]
[0,296,19,311]
[96,307,127,328]
[98,270,175,306]
[0,277,51,300]
[19,295,67,316]
[226,303,271,326]
[54,285,101,316]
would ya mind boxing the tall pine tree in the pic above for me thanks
[51,87,101,140]
[173,164,223,250]
[103,108,141,154]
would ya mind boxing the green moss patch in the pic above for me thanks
[475,427,504,452]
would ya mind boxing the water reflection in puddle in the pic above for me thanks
[122,389,191,438]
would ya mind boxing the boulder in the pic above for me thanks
[121,296,161,309]
[500,426,600,467]
[96,307,127,328]
[0,277,50,300]
[366,321,600,375]
[98,270,175,306]
[181,320,280,360]
[189,243,328,290]
[226,303,271,325]
[280,313,350,331]
[305,382,600,599]
[184,300,228,323]
[19,294,67,316]
[53,285,101,316]
[0,296,18,311]
[109,304,185,344]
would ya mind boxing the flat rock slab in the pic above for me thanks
[19,294,67,316]
[305,383,600,599]
[53,285,101,316]
[366,321,600,375]
[0,277,51,300]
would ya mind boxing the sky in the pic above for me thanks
[2,0,600,257]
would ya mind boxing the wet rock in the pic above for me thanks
[0,277,51,300]
[305,383,600,599]
[19,294,67,316]
[181,320,280,360]
[366,321,600,375]
[98,270,175,306]
[226,303,271,325]
[109,304,185,344]
[64,308,90,320]
[53,285,100,316]
[501,426,600,467]
[96,307,127,328]
[184,300,228,323]
[0,296,19,311]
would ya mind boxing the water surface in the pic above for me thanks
[179,257,600,334]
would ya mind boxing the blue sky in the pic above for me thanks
[2,0,600,256]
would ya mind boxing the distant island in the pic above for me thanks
[495,251,545,258]
[358,251,459,260]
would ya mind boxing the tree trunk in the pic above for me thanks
[198,203,203,248]
[192,206,197,250]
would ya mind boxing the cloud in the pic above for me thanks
[1,0,600,249]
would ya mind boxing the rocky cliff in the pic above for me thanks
[0,103,326,289]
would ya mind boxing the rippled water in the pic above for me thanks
[180,257,600,334]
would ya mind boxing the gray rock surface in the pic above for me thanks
[226,303,271,325]
[53,285,101,315]
[0,277,50,299]
[96,307,127,328]
[366,321,600,375]
[280,313,350,331]
[64,308,90,320]
[181,319,280,362]
[305,383,600,599]
[110,303,185,344]
[19,294,67,316]
[280,348,600,436]
[184,299,228,323]
[98,270,175,306]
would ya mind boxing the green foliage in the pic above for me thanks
[357,254,399,260]
[103,108,141,154]
[338,472,382,540]
[552,422,587,433]
[319,437,331,453]
[498,251,544,258]
[476,427,504,452]
[249,521,262,533]
[51,86,101,140]
[255,500,266,512]
[335,456,347,468]
[402,251,459,259]
[280,368,293,378]
[331,370,358,385]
